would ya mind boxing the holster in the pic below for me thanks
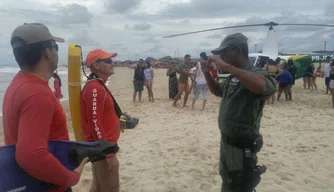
[222,134,263,153]
[223,134,266,191]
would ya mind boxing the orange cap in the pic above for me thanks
[86,49,117,67]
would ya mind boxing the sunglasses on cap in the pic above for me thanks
[97,58,113,64]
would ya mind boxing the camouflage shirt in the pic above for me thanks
[213,63,275,140]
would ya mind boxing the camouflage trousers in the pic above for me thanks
[219,137,260,192]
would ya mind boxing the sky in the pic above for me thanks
[0,0,334,65]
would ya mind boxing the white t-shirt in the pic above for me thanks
[144,67,152,81]
[195,62,207,84]
[324,62,331,77]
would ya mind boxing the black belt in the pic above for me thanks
[222,134,254,150]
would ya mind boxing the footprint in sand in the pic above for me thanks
[277,172,295,181]
[266,143,273,147]
[319,144,329,148]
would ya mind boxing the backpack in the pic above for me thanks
[134,66,145,81]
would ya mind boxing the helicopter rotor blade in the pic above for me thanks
[278,23,334,27]
[163,22,334,38]
[162,23,266,38]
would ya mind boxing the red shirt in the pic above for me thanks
[2,71,80,192]
[80,79,120,144]
[53,77,63,99]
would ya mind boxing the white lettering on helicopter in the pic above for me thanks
[311,55,334,62]
[92,88,102,139]
[7,186,26,192]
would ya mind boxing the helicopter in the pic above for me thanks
[163,21,334,79]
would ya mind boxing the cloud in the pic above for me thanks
[127,0,333,21]
[125,23,152,31]
[58,3,93,26]
[207,34,222,39]
[325,2,334,16]
[199,42,212,47]
[105,0,142,14]
[1,0,334,65]
[67,30,100,46]
[141,36,160,43]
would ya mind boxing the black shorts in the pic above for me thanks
[279,83,289,88]
[325,77,330,86]
[303,72,313,77]
[133,79,144,92]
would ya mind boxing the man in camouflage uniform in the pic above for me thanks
[201,33,275,192]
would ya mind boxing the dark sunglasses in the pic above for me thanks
[52,44,59,52]
[45,41,58,52]
[97,58,113,64]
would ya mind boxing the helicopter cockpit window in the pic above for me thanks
[248,56,256,66]
[257,56,269,68]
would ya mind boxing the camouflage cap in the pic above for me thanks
[211,33,248,55]
[11,23,65,49]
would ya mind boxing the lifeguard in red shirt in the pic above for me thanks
[80,49,121,192]
[2,23,88,192]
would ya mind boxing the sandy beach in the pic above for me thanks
[1,67,334,192]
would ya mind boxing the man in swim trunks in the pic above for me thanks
[173,54,193,107]
[81,49,121,192]
[202,33,275,192]
[2,23,88,192]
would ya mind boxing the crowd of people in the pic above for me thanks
[252,55,334,107]
[129,53,218,111]
[2,22,334,192]
[128,49,334,109]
